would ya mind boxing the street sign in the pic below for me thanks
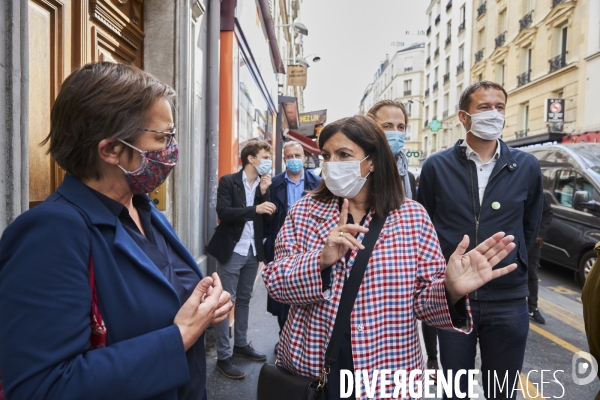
[545,98,565,123]
[429,119,442,132]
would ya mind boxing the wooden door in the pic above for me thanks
[27,0,144,208]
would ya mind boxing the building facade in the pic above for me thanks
[359,44,426,172]
[422,0,474,159]
[470,0,589,146]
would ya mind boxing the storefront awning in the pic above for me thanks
[505,132,567,148]
[287,130,321,155]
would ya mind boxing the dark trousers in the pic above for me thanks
[437,299,529,399]
[422,322,438,362]
[528,245,541,311]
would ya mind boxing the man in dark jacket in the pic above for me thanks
[528,196,553,324]
[206,141,276,379]
[418,81,543,399]
[263,141,321,345]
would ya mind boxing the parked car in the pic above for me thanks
[521,143,600,283]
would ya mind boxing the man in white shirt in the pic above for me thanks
[418,81,543,399]
[206,141,276,379]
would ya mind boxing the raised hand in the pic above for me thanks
[260,174,272,194]
[319,199,369,270]
[445,232,517,304]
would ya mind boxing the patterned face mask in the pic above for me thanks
[117,140,179,195]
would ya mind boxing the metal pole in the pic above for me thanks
[206,0,221,276]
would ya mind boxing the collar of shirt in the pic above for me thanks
[87,186,151,218]
[284,170,304,186]
[461,139,501,164]
[242,170,259,192]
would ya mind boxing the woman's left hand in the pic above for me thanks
[445,232,517,304]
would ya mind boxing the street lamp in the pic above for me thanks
[275,22,309,36]
[283,54,321,68]
[407,99,424,105]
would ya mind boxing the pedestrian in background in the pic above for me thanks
[263,141,321,352]
[206,141,275,379]
[0,62,231,400]
[368,99,439,376]
[263,115,520,398]
[528,196,553,324]
[418,81,543,399]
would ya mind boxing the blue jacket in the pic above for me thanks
[0,175,204,399]
[263,169,321,263]
[417,139,543,301]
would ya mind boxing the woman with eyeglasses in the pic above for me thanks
[262,115,519,398]
[0,62,231,399]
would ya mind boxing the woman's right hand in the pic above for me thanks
[174,273,230,351]
[320,199,369,270]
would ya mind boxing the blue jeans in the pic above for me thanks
[437,299,529,399]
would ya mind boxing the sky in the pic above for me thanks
[300,0,429,123]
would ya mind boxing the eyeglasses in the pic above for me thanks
[284,154,304,161]
[138,127,176,148]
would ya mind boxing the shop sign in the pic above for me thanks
[429,119,442,133]
[288,66,307,86]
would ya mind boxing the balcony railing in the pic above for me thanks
[443,110,449,118]
[443,73,450,83]
[404,90,412,96]
[458,21,466,33]
[426,56,431,65]
[515,130,528,138]
[495,32,506,49]
[549,53,567,72]
[552,0,564,7]
[427,26,432,35]
[475,49,484,63]
[434,48,440,57]
[433,81,439,91]
[477,2,487,18]
[425,89,430,97]
[457,61,464,74]
[435,14,441,25]
[517,71,531,87]
[446,0,452,11]
[519,11,533,31]
[424,120,429,128]
[404,67,413,72]
[445,36,452,47]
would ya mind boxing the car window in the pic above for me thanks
[541,167,557,192]
[546,150,576,167]
[554,169,577,207]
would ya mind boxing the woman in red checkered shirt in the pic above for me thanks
[263,115,518,399]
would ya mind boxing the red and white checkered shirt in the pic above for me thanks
[262,195,473,398]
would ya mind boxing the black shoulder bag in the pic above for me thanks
[257,212,388,400]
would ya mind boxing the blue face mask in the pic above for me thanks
[253,158,272,175]
[286,159,303,174]
[385,131,406,155]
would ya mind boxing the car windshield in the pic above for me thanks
[574,145,600,168]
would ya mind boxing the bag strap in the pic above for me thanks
[324,211,388,368]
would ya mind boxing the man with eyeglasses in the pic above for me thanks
[263,141,321,352]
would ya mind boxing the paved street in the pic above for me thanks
[205,260,600,399]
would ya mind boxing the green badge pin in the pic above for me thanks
[491,201,501,210]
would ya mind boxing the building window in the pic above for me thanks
[550,26,568,72]
[404,80,412,96]
[406,124,412,141]
[405,101,413,117]
[518,102,530,137]
[518,47,532,86]
[495,63,505,86]
[456,84,463,111]
[523,0,534,14]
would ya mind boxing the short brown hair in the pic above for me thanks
[459,81,508,112]
[42,62,176,180]
[313,115,404,216]
[367,99,409,126]
[240,140,272,167]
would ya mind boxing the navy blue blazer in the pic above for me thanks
[0,175,205,399]
[263,169,321,263]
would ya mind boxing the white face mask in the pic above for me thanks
[463,109,505,140]
[322,155,370,199]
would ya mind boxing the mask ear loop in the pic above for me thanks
[117,139,146,173]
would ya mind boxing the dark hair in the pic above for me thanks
[367,99,409,126]
[240,140,272,167]
[313,115,404,216]
[459,81,508,112]
[42,62,176,180]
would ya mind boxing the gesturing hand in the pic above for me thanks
[445,232,517,304]
[319,199,369,270]
[174,273,227,351]
[260,174,272,194]
[256,201,276,215]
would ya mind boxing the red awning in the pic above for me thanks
[287,130,321,155]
